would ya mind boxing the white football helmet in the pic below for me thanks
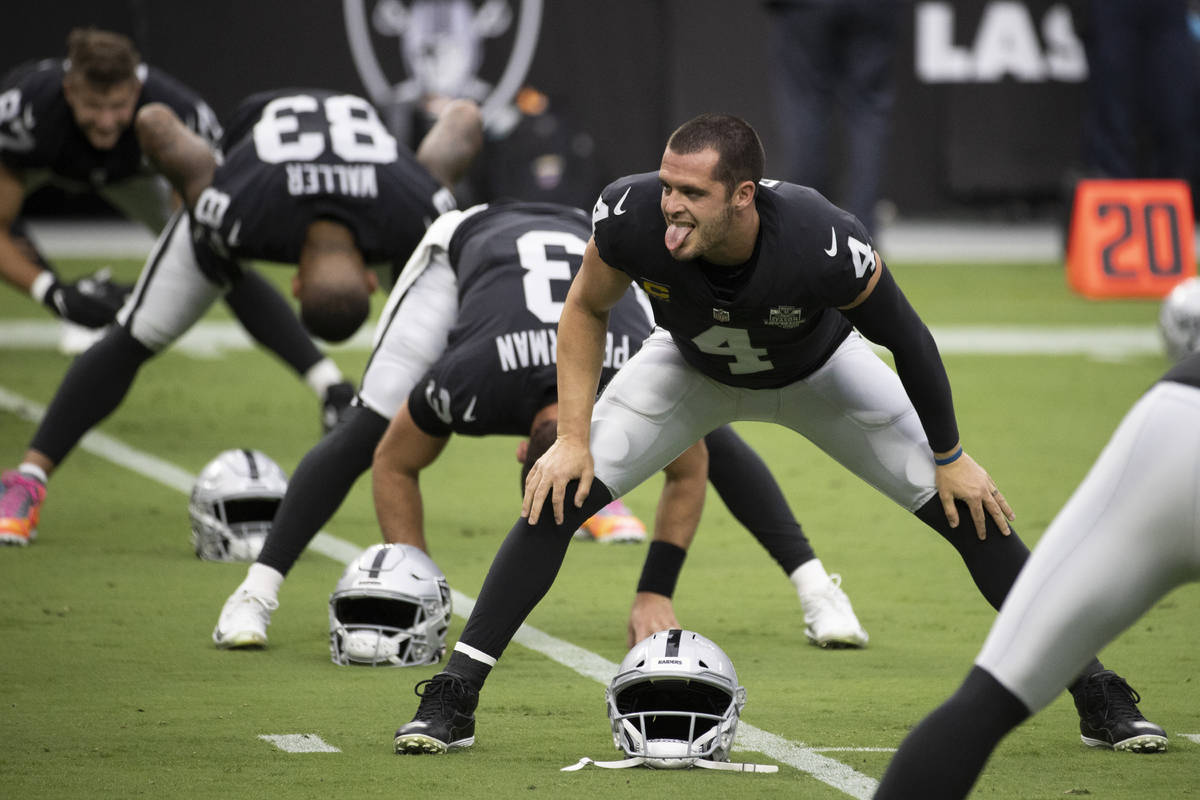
[1159,277,1200,361]
[606,629,747,769]
[329,543,452,667]
[189,449,288,562]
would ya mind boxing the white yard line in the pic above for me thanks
[0,384,879,798]
[0,319,1165,359]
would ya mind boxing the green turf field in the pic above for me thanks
[1,257,1196,798]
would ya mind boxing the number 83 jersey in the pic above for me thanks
[192,88,454,277]
[592,172,877,389]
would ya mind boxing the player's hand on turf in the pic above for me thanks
[522,437,593,525]
[935,450,1014,540]
[628,592,679,648]
[41,272,127,328]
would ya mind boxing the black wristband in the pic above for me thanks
[636,540,687,597]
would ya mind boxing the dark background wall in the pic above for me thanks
[2,0,1093,220]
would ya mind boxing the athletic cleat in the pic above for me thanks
[800,574,869,649]
[0,470,47,546]
[212,589,279,649]
[321,381,356,434]
[1072,670,1167,753]
[394,672,478,754]
[573,498,646,543]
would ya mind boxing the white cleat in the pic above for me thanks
[213,589,278,649]
[800,574,869,649]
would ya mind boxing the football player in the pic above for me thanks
[0,28,355,429]
[391,113,1165,757]
[213,200,867,651]
[874,352,1200,796]
[0,87,482,546]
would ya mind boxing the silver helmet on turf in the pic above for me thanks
[606,629,747,769]
[329,543,452,666]
[189,449,288,562]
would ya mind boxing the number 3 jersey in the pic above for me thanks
[406,202,653,438]
[0,58,221,188]
[191,88,452,281]
[592,172,876,389]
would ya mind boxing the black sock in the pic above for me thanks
[224,269,324,376]
[30,326,153,465]
[875,665,1030,799]
[455,480,613,668]
[704,425,815,574]
[444,650,493,689]
[255,405,390,575]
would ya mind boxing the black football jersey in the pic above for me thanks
[592,171,877,388]
[407,202,652,438]
[190,88,454,276]
[0,59,221,187]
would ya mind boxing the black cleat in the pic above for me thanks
[321,381,356,434]
[394,672,478,754]
[1072,670,1167,753]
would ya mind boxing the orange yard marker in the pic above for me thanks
[1066,179,1195,298]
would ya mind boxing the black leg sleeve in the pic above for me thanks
[914,496,1032,611]
[29,326,153,465]
[223,269,325,376]
[457,480,613,663]
[704,425,816,574]
[874,666,1030,800]
[255,404,390,575]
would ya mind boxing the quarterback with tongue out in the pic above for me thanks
[392,112,1164,759]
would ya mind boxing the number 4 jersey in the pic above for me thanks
[592,172,877,389]
[192,88,454,280]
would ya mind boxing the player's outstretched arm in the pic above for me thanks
[522,237,630,525]
[134,102,216,210]
[0,163,123,326]
[626,440,708,645]
[842,257,1013,538]
[371,402,449,553]
[0,164,42,293]
[415,98,483,189]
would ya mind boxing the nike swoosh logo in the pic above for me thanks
[824,226,837,257]
[463,395,477,423]
[613,187,631,216]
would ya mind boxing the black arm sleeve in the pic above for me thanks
[840,265,959,453]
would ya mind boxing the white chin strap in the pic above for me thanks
[560,756,777,773]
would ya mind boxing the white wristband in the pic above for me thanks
[30,270,56,304]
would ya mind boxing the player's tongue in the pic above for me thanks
[665,223,692,252]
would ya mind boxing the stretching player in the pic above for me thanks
[391,113,1164,757]
[873,353,1200,796]
[0,28,354,430]
[0,88,481,546]
[213,201,867,652]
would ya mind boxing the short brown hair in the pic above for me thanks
[666,113,765,195]
[66,28,140,88]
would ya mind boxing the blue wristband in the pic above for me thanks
[934,446,963,466]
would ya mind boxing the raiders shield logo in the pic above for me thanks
[343,0,543,137]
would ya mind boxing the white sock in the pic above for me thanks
[240,563,285,598]
[790,559,832,597]
[304,358,344,398]
[16,463,49,485]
